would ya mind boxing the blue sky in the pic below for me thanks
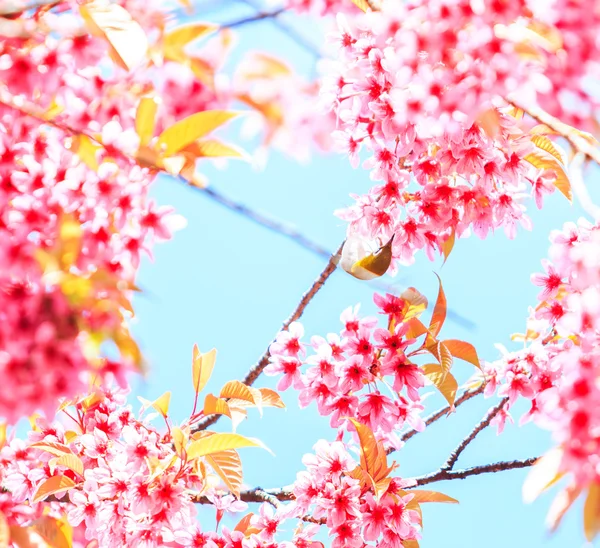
[129,2,596,546]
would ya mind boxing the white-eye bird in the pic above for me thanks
[340,233,395,280]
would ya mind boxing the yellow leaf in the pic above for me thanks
[54,454,84,477]
[0,512,8,548]
[192,345,216,395]
[203,394,231,418]
[524,151,572,202]
[523,448,564,504]
[172,426,187,457]
[350,0,371,12]
[441,339,481,369]
[219,380,256,404]
[80,1,148,71]
[44,98,64,121]
[531,134,566,165]
[401,288,428,321]
[58,213,83,271]
[157,110,239,156]
[205,448,243,498]
[152,391,171,417]
[182,139,246,159]
[71,134,100,172]
[31,516,72,548]
[135,97,159,147]
[428,273,447,339]
[32,475,76,503]
[0,423,6,451]
[187,433,266,460]
[422,364,458,407]
[584,482,600,541]
[402,541,420,548]
[163,23,218,59]
[239,53,292,80]
[258,388,285,408]
[30,441,74,458]
[409,489,459,504]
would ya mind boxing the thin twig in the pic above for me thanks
[237,0,323,58]
[442,397,508,471]
[508,98,600,166]
[387,384,486,455]
[222,7,287,29]
[410,457,540,487]
[193,241,345,432]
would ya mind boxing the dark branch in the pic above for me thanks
[388,384,486,454]
[442,397,508,471]
[193,242,345,432]
[222,7,286,29]
[410,457,540,486]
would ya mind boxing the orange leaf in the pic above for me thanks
[350,0,370,11]
[546,484,582,532]
[32,475,76,503]
[409,489,459,504]
[205,449,244,498]
[404,317,428,339]
[347,419,392,484]
[258,388,285,408]
[426,341,453,378]
[203,394,231,418]
[422,364,458,407]
[428,273,447,338]
[31,516,72,548]
[442,339,481,369]
[584,482,600,541]
[233,512,254,534]
[442,229,455,264]
[53,454,84,477]
[220,380,256,404]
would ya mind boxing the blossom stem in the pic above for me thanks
[441,397,508,471]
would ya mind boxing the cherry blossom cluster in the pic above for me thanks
[0,383,317,548]
[323,0,600,269]
[485,218,600,487]
[0,6,183,420]
[266,292,428,450]
[293,439,421,547]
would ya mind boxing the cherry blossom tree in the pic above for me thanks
[1,0,600,546]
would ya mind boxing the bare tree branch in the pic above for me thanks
[442,397,508,471]
[193,242,344,432]
[222,7,287,28]
[387,384,486,455]
[410,457,540,487]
